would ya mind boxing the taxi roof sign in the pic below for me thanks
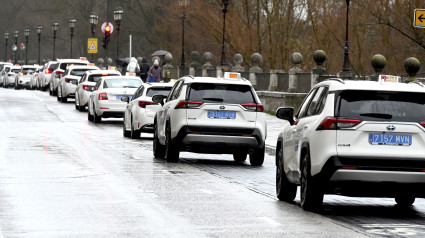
[378,74,401,83]
[80,57,87,61]
[224,72,241,80]
[108,66,116,70]
[414,9,425,28]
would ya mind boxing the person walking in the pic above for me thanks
[126,57,140,75]
[139,58,150,82]
[148,59,163,82]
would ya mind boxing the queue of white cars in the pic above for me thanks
[3,59,423,211]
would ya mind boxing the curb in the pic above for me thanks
[265,145,276,156]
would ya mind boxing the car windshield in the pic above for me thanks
[22,68,36,74]
[104,78,141,88]
[146,87,172,97]
[71,69,90,76]
[337,90,425,123]
[11,69,20,73]
[89,74,119,82]
[187,83,256,104]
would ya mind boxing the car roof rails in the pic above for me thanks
[409,81,425,87]
[325,78,345,84]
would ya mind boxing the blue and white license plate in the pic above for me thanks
[116,95,132,100]
[208,111,236,119]
[369,133,412,146]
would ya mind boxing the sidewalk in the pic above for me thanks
[265,113,287,156]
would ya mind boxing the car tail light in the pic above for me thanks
[241,103,264,112]
[98,92,108,100]
[45,69,52,74]
[175,100,203,109]
[316,117,362,130]
[342,166,357,170]
[83,85,90,90]
[420,122,425,128]
[101,73,109,76]
[138,101,157,108]
[8,73,13,76]
[56,71,64,75]
[20,72,27,76]
[65,78,74,83]
[35,73,39,77]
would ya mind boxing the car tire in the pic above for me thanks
[300,152,324,211]
[93,107,101,123]
[165,124,179,162]
[249,146,265,166]
[233,152,247,162]
[395,195,415,206]
[276,146,297,202]
[61,91,67,103]
[130,118,141,139]
[87,104,94,122]
[153,122,166,158]
[123,115,131,138]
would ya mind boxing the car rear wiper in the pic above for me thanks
[202,97,223,102]
[359,113,392,119]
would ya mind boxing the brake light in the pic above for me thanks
[101,73,109,76]
[20,72,27,76]
[65,78,73,83]
[35,73,38,77]
[98,92,108,100]
[45,69,52,74]
[420,122,425,128]
[138,101,157,108]
[83,85,90,90]
[241,103,264,112]
[316,117,362,130]
[56,71,64,75]
[342,166,357,170]
[175,100,203,109]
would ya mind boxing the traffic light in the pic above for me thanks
[102,24,112,49]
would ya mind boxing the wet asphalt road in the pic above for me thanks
[0,88,424,237]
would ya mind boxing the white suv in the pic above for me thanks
[275,78,425,210]
[152,73,266,166]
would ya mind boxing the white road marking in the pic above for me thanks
[200,189,214,195]
[258,216,282,227]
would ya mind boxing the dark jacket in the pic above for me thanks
[139,58,150,82]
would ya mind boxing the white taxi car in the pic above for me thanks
[152,73,266,165]
[57,65,99,103]
[38,61,57,91]
[1,64,17,88]
[49,58,89,96]
[87,76,142,123]
[0,62,12,86]
[14,65,38,90]
[75,69,121,111]
[275,78,425,210]
[29,65,44,90]
[122,82,173,139]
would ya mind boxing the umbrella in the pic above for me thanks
[115,57,130,67]
[151,50,170,57]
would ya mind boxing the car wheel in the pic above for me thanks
[130,118,141,139]
[153,122,166,158]
[61,91,67,103]
[75,94,79,110]
[57,87,61,101]
[233,152,247,162]
[93,106,101,123]
[249,146,265,166]
[122,115,131,138]
[300,152,324,211]
[165,124,179,162]
[49,84,53,95]
[87,104,94,122]
[395,195,415,206]
[276,146,297,202]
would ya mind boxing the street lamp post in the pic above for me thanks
[51,22,59,60]
[4,32,9,62]
[24,28,30,65]
[13,31,18,64]
[36,25,42,65]
[178,0,189,71]
[340,0,352,77]
[89,12,99,62]
[113,7,123,60]
[220,0,229,66]
[69,18,77,58]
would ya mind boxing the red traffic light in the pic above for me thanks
[105,25,111,33]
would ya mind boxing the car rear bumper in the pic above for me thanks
[315,156,425,197]
[174,126,265,154]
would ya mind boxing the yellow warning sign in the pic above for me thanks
[87,38,98,54]
[414,9,425,28]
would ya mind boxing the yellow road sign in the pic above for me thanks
[414,9,425,28]
[87,38,98,54]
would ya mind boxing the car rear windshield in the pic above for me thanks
[104,78,141,88]
[146,87,172,97]
[11,69,20,73]
[22,68,36,74]
[89,74,119,82]
[337,90,425,123]
[187,83,256,104]
[59,63,86,70]
[71,69,90,76]
[48,63,58,70]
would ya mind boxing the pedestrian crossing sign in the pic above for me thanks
[87,38,98,54]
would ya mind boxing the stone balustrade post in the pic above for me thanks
[268,69,284,91]
[249,53,263,87]
[202,52,214,77]
[288,52,303,92]
[404,57,421,82]
[189,51,201,76]
[369,54,386,81]
[311,50,328,88]
[231,54,245,72]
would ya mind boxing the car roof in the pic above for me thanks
[180,75,252,86]
[85,69,121,75]
[67,65,99,70]
[317,79,425,93]
[100,76,141,81]
[143,82,174,88]
[56,59,88,64]
[10,66,21,69]
[21,65,39,68]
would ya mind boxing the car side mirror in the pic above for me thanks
[276,107,295,125]
[121,96,130,103]
[152,94,166,106]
